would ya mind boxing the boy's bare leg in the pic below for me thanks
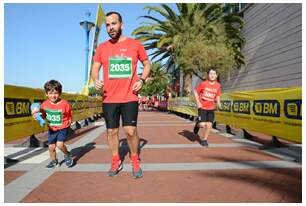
[48,143,57,160]
[56,141,74,167]
[56,141,69,155]
[198,122,207,140]
[203,122,213,140]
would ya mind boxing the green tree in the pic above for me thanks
[88,86,102,97]
[132,3,245,96]
[140,62,172,97]
[174,25,236,94]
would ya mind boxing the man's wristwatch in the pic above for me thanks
[138,78,146,85]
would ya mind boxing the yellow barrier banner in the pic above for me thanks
[4,85,103,143]
[168,87,302,143]
[168,96,197,116]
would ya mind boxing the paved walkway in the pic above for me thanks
[4,111,302,203]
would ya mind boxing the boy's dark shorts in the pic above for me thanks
[48,128,69,144]
[103,101,138,129]
[198,109,215,123]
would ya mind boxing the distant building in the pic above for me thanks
[192,3,302,93]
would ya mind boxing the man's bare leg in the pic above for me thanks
[123,126,138,156]
[107,128,120,155]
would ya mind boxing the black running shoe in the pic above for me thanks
[64,153,74,168]
[200,139,209,147]
[46,159,58,169]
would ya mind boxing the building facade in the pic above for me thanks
[221,3,302,92]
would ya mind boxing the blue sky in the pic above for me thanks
[4,3,176,92]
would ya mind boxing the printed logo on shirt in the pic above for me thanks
[204,87,217,93]
[201,89,217,101]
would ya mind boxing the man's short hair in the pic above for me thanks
[106,11,122,22]
[44,80,62,94]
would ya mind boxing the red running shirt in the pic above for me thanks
[196,80,221,110]
[40,99,72,131]
[93,37,149,103]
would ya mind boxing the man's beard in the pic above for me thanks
[108,28,122,40]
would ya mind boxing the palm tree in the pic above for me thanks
[140,62,172,97]
[132,3,245,96]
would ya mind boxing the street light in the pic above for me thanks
[80,12,95,85]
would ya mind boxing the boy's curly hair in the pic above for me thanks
[44,80,62,94]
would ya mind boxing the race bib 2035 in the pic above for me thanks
[108,57,132,79]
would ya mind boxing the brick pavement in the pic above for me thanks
[4,111,302,203]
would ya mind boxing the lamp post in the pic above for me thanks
[80,12,95,85]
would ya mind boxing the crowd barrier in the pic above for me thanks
[167,87,302,143]
[4,85,103,142]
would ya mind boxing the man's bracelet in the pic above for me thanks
[139,78,146,85]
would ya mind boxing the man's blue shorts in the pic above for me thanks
[48,128,69,144]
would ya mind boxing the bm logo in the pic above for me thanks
[284,99,302,120]
[232,101,250,114]
[219,100,231,112]
[253,100,280,117]
[5,98,31,119]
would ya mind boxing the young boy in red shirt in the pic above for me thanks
[193,69,222,147]
[32,80,74,168]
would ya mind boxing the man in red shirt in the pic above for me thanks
[193,69,222,147]
[92,11,150,178]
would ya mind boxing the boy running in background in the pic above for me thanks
[193,69,222,147]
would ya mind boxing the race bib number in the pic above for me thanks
[45,109,63,126]
[108,57,132,79]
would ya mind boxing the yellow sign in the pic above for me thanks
[4,85,103,142]
[168,87,302,143]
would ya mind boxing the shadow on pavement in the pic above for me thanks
[64,142,96,166]
[197,156,302,202]
[178,129,201,143]
[4,148,48,169]
[119,138,148,162]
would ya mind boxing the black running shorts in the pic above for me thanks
[103,101,139,129]
[198,109,215,123]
